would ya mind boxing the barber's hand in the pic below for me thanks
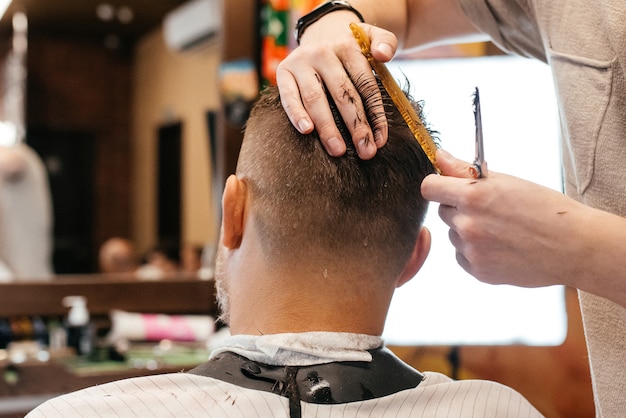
[276,14,397,159]
[421,149,583,289]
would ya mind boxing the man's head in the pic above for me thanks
[99,237,139,274]
[216,83,436,333]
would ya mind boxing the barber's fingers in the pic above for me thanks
[343,23,400,152]
[347,23,399,150]
[441,202,493,281]
[448,228,473,273]
[435,149,477,178]
[367,25,399,63]
[277,22,394,159]
[277,44,375,158]
[277,64,345,153]
[421,149,482,207]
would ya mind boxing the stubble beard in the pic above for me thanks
[214,246,231,325]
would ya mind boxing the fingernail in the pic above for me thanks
[327,137,345,156]
[358,137,375,159]
[374,129,384,144]
[378,43,394,59]
[297,119,312,133]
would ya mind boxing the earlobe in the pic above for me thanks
[221,175,248,249]
[396,227,431,288]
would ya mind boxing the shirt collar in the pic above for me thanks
[209,331,384,366]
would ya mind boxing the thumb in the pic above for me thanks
[436,149,476,178]
[364,24,398,62]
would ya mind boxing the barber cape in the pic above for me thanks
[27,332,543,417]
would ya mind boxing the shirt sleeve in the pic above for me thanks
[456,0,547,62]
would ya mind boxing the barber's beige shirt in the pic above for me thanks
[459,0,626,416]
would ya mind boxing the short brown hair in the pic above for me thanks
[236,83,436,279]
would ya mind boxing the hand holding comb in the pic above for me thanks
[349,23,440,173]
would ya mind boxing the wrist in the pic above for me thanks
[295,1,365,44]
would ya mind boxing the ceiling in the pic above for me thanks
[0,0,188,45]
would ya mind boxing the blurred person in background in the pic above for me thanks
[98,237,139,274]
[0,143,52,279]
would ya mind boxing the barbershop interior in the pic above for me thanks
[0,0,595,416]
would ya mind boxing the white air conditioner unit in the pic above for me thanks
[163,0,221,52]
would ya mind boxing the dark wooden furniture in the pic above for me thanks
[0,274,216,317]
[0,274,217,417]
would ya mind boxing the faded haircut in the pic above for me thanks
[236,83,437,279]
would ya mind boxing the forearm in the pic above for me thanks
[572,206,626,307]
[349,0,484,50]
[347,0,408,44]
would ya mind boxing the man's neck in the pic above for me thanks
[225,231,396,336]
[227,265,394,336]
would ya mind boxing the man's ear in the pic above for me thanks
[221,175,248,249]
[396,227,431,288]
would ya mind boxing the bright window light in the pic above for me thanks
[383,55,567,346]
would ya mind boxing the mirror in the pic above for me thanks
[0,1,224,277]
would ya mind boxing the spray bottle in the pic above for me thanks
[62,296,92,356]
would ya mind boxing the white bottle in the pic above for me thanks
[62,296,92,356]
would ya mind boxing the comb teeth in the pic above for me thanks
[349,23,440,173]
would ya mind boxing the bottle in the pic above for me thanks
[48,319,67,352]
[0,318,12,349]
[32,316,49,346]
[62,296,92,356]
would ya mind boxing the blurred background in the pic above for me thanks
[0,1,594,417]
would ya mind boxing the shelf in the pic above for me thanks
[0,274,216,317]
